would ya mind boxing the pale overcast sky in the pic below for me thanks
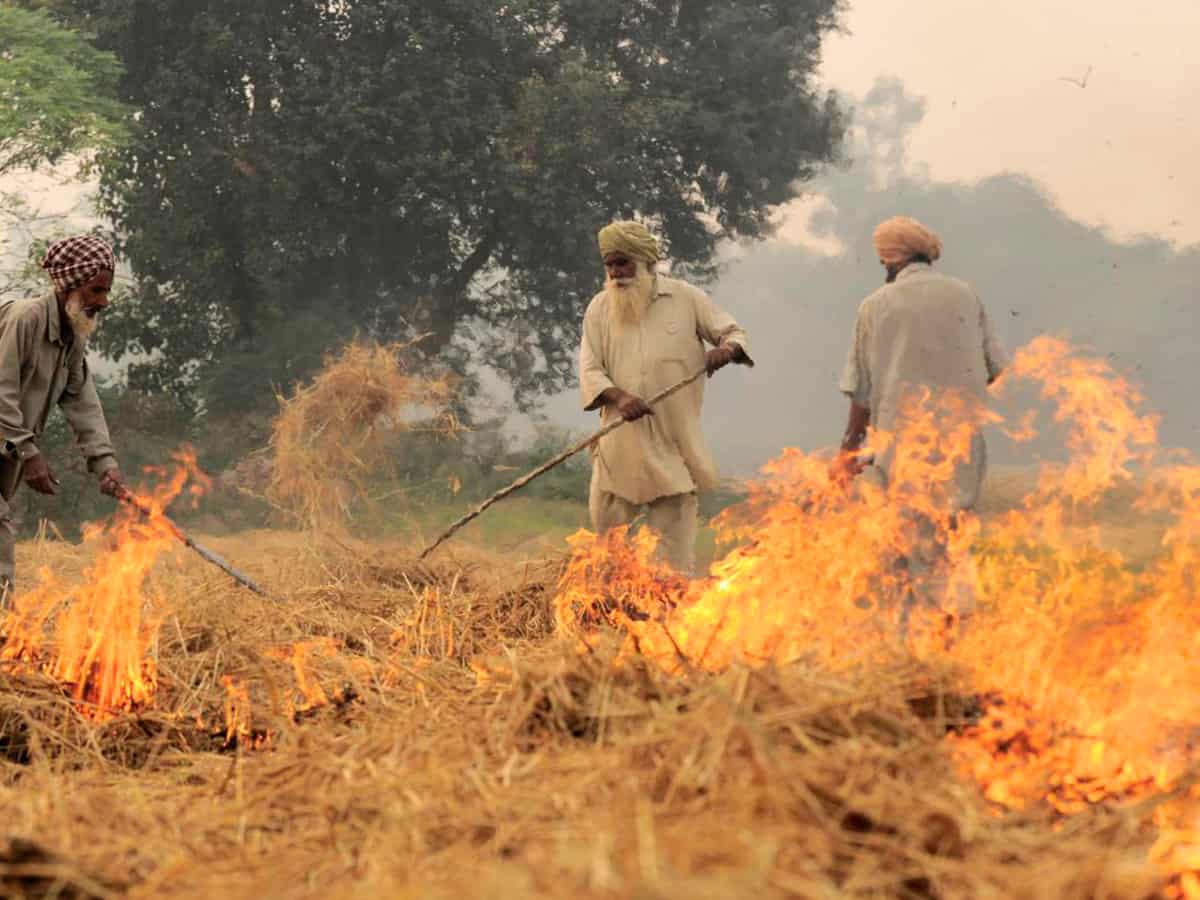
[819,0,1199,247]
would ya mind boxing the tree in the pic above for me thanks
[0,5,126,174]
[0,6,128,313]
[43,0,845,414]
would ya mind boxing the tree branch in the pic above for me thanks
[426,223,502,353]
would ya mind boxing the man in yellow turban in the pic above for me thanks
[578,220,753,575]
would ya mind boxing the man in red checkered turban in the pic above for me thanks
[40,234,117,296]
[0,235,126,604]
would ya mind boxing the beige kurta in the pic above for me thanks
[838,263,1008,512]
[0,293,118,502]
[579,276,751,506]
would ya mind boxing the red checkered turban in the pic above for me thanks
[40,235,116,294]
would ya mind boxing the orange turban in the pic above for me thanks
[873,216,943,266]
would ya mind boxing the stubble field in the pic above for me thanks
[0,336,1196,899]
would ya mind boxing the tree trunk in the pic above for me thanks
[423,226,501,356]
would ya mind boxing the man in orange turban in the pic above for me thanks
[872,216,944,279]
[835,216,1005,501]
[834,217,1008,624]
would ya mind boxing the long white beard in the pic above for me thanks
[65,294,98,343]
[606,265,657,327]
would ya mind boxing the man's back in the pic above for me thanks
[845,264,1006,433]
[0,295,49,343]
[840,262,1008,512]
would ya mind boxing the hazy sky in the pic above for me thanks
[819,0,1200,247]
[523,2,1200,474]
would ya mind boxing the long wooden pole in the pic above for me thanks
[418,365,710,560]
[116,489,276,600]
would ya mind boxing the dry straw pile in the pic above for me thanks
[0,528,1173,900]
[266,340,458,533]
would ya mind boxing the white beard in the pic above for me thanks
[65,294,98,343]
[606,265,657,327]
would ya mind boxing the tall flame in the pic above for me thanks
[555,335,1200,892]
[0,449,209,719]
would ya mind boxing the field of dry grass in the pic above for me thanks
[977,465,1173,568]
[0,518,1178,900]
[0,337,1192,900]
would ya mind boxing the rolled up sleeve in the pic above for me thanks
[579,303,616,412]
[693,288,754,365]
[838,309,871,407]
[58,352,117,474]
[979,301,1010,383]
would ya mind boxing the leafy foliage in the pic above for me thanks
[43,0,844,414]
[0,6,127,174]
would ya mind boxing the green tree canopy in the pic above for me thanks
[47,0,845,414]
[0,5,126,174]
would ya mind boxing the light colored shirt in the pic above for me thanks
[839,263,1008,510]
[579,276,751,505]
[0,293,117,501]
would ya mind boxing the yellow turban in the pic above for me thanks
[873,216,943,266]
[598,221,660,264]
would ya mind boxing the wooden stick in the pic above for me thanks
[116,489,277,600]
[418,365,710,560]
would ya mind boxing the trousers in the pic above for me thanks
[589,478,699,576]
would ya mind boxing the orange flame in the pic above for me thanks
[556,336,1199,890]
[0,448,208,719]
[264,638,342,715]
[222,675,253,744]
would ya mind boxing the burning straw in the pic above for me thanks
[0,335,1193,897]
[0,449,210,720]
[553,335,1200,895]
[0,524,1168,898]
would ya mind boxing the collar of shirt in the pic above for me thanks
[895,262,933,283]
[44,292,66,346]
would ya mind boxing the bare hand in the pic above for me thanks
[23,454,58,496]
[99,467,126,499]
[705,345,738,377]
[612,390,654,422]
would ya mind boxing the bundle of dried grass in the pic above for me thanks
[266,340,459,533]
